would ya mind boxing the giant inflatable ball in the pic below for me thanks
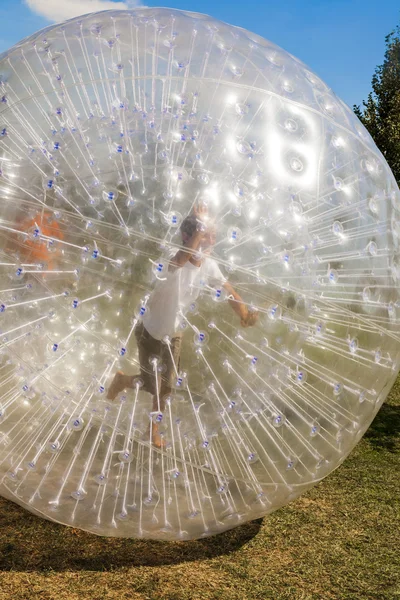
[0,8,399,540]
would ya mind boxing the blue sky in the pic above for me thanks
[0,0,399,108]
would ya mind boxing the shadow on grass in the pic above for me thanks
[0,498,262,571]
[364,402,400,452]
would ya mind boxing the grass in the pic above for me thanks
[0,382,399,600]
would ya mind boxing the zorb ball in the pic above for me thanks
[0,8,399,541]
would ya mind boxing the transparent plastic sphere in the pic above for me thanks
[0,7,399,541]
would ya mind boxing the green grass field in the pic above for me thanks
[0,380,399,600]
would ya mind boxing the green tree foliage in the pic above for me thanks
[354,25,400,184]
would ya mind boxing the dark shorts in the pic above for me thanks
[134,322,182,397]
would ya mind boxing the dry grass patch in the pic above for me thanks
[0,384,399,600]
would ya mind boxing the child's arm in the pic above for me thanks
[168,227,204,271]
[223,282,259,327]
[168,204,208,272]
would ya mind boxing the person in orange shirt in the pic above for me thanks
[13,211,64,270]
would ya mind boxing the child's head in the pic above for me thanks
[180,215,216,249]
[180,215,198,242]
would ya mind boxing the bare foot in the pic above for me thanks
[107,371,130,400]
[145,423,166,449]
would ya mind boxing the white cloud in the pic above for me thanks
[25,0,141,23]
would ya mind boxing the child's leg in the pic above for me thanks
[147,334,182,448]
[107,323,161,400]
[107,372,137,400]
[132,325,169,448]
[158,334,182,409]
[135,322,161,395]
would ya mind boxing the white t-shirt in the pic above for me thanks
[142,250,226,340]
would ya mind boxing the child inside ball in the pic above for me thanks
[107,203,258,447]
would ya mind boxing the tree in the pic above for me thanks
[354,25,400,184]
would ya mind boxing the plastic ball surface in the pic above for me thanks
[0,7,399,540]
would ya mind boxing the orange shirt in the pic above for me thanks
[18,212,64,269]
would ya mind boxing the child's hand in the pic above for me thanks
[193,202,208,223]
[240,309,259,328]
